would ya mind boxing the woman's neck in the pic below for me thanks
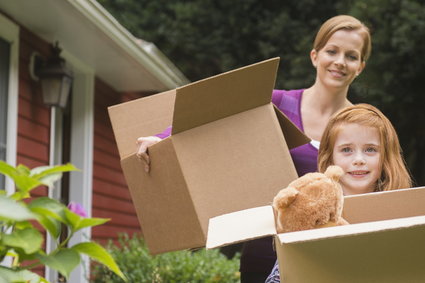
[303,83,351,115]
[300,83,352,141]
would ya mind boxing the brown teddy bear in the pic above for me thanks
[273,165,348,233]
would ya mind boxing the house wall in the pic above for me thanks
[17,25,51,277]
[16,18,146,270]
[91,80,143,244]
[17,27,51,198]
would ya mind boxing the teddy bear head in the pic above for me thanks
[273,165,348,234]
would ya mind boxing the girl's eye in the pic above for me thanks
[365,147,378,153]
[347,54,358,61]
[341,147,352,153]
[326,49,336,55]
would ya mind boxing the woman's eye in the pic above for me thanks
[326,49,336,55]
[347,54,358,61]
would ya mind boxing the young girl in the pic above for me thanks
[265,103,412,282]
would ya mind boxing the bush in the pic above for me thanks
[91,233,240,283]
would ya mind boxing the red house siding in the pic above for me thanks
[16,26,52,276]
[7,13,164,277]
[91,79,146,244]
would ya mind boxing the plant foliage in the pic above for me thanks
[91,233,240,283]
[0,161,126,282]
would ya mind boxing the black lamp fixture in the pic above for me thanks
[30,42,73,109]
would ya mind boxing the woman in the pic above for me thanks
[136,15,372,282]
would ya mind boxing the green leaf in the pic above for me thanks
[75,217,109,231]
[28,198,66,238]
[35,214,62,239]
[30,164,79,188]
[64,208,81,231]
[29,197,67,222]
[72,242,127,281]
[0,196,36,221]
[36,249,80,279]
[64,207,110,232]
[1,163,42,193]
[0,266,43,283]
[2,228,43,254]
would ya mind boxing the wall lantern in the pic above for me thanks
[30,42,73,109]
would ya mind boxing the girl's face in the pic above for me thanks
[332,123,381,195]
[311,29,366,91]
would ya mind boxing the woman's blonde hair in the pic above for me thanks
[313,15,372,62]
[318,104,412,191]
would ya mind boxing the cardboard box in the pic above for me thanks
[207,186,425,282]
[108,58,310,254]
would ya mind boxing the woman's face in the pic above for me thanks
[311,29,366,91]
[332,123,381,196]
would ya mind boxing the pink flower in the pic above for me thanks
[67,202,87,217]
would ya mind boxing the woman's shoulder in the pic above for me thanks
[272,89,304,109]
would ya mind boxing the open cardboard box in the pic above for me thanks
[108,58,310,254]
[207,186,425,282]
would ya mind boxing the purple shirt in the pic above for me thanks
[272,89,318,176]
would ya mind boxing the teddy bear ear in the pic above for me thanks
[273,187,299,209]
[324,165,344,181]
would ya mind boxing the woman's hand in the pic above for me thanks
[136,136,162,172]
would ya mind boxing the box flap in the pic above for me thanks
[276,215,425,244]
[206,206,276,249]
[343,186,425,223]
[108,90,175,159]
[172,57,280,134]
[276,216,425,282]
[274,106,310,149]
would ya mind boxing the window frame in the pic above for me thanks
[0,13,19,194]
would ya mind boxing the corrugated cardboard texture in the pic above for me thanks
[343,186,425,223]
[121,139,204,254]
[173,104,298,237]
[277,223,425,282]
[172,58,279,134]
[108,89,175,159]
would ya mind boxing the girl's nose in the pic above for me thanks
[353,153,366,165]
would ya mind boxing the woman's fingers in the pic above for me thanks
[135,136,162,172]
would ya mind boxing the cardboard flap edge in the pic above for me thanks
[274,106,310,149]
[206,206,276,249]
[276,215,425,245]
[172,58,280,134]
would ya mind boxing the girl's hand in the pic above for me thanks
[136,136,162,172]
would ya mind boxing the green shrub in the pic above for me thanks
[91,233,240,283]
[0,161,125,282]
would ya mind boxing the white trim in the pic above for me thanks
[67,0,189,88]
[0,12,19,268]
[63,50,95,283]
[0,13,19,194]
[45,107,64,282]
